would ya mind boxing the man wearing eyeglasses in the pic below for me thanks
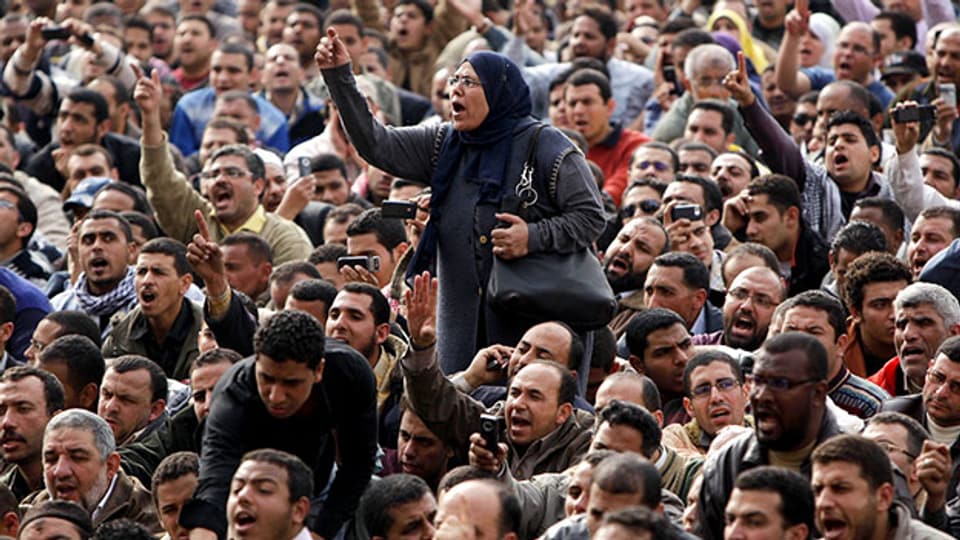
[661,350,749,457]
[136,68,312,267]
[694,267,785,352]
[863,412,951,521]
[695,332,842,540]
[878,335,960,510]
[0,185,51,288]
[628,142,677,185]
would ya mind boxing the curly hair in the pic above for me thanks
[254,311,326,369]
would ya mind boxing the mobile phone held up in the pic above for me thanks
[381,200,418,219]
[336,255,381,272]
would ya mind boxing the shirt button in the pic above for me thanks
[479,235,489,244]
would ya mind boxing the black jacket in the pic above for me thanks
[25,132,142,192]
[788,224,831,297]
[119,405,201,488]
[694,409,843,540]
[179,342,378,539]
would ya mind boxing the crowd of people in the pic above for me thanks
[0,0,955,537]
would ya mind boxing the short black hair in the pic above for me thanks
[865,412,929,460]
[119,212,159,241]
[65,88,109,124]
[841,252,911,314]
[310,152,348,179]
[91,519,153,540]
[598,506,677,539]
[760,332,828,381]
[826,110,881,163]
[241,448,314,502]
[578,6,617,40]
[518,360,577,407]
[254,310,326,369]
[436,466,497,494]
[691,99,734,135]
[853,197,905,236]
[633,141,679,172]
[0,285,13,326]
[652,251,709,291]
[734,466,815,536]
[38,335,105,401]
[722,243,780,280]
[625,308,686,358]
[222,231,274,265]
[394,0,434,23]
[309,243,348,265]
[340,282,390,326]
[139,237,191,276]
[323,7,364,34]
[0,366,65,416]
[109,355,168,403]
[84,209,134,243]
[360,474,432,537]
[812,435,893,490]
[784,290,848,343]
[209,144,265,183]
[151,451,199,503]
[683,350,743,397]
[674,174,723,214]
[670,27,714,54]
[178,14,216,38]
[346,208,407,251]
[95,182,154,215]
[597,400,661,458]
[41,311,103,347]
[290,279,338,311]
[922,148,960,192]
[566,68,612,102]
[937,335,960,362]
[919,206,960,238]
[0,185,36,245]
[216,41,254,71]
[192,348,242,373]
[874,10,917,49]
[747,174,802,214]
[832,221,887,258]
[591,453,661,508]
[269,261,322,286]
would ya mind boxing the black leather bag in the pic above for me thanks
[486,126,617,331]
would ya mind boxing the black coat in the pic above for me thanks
[179,342,377,539]
[25,132,142,192]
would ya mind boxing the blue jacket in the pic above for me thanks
[0,267,50,361]
[169,87,290,156]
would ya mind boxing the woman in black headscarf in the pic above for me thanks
[317,30,605,374]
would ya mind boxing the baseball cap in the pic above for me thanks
[882,50,929,78]
[63,177,113,212]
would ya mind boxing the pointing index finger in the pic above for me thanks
[195,209,211,241]
[797,0,809,16]
[737,51,746,78]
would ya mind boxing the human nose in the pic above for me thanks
[52,455,72,478]
[573,493,588,514]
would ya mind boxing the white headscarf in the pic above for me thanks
[808,13,841,69]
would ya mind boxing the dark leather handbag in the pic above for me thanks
[486,126,617,331]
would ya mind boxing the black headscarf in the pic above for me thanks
[407,51,536,280]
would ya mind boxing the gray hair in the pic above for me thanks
[894,282,960,328]
[44,409,116,461]
[684,43,736,81]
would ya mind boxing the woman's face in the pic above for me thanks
[711,17,740,40]
[448,62,490,132]
[799,31,825,68]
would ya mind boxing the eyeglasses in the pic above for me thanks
[873,440,918,461]
[746,374,820,392]
[926,370,960,395]
[447,75,482,89]
[638,160,671,172]
[691,377,740,398]
[200,166,251,180]
[727,288,778,309]
[0,200,22,221]
[28,338,46,353]
[620,199,661,219]
[793,113,815,126]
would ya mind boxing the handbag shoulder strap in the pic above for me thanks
[525,123,546,167]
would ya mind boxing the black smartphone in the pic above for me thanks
[298,156,312,177]
[479,414,500,451]
[381,200,418,219]
[663,65,683,96]
[671,203,703,222]
[893,104,936,123]
[41,27,70,41]
[77,32,95,47]
[336,255,381,272]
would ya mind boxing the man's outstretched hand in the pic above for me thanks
[405,271,438,349]
[314,28,352,71]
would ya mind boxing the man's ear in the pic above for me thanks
[828,251,836,271]
[178,272,193,297]
[15,220,32,242]
[682,396,694,417]
[375,322,391,347]
[706,208,720,227]
[628,353,645,374]
[0,510,18,537]
[291,496,310,528]
[555,402,573,425]
[149,399,167,422]
[80,383,99,411]
[869,143,880,167]
[693,288,707,311]
[950,323,960,337]
[785,523,809,540]
[0,322,13,347]
[606,97,617,118]
[313,358,325,384]
[105,451,121,481]
[393,241,409,262]
[784,206,800,229]
[95,120,110,143]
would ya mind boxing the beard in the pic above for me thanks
[605,270,647,294]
